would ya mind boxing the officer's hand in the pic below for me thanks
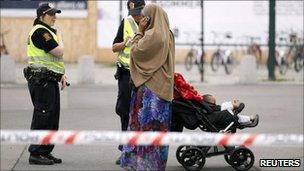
[60,74,68,90]
[124,36,132,47]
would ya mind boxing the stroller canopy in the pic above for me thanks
[174,73,203,102]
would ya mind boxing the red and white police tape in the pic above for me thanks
[1,130,303,147]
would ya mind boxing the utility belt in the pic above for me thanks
[114,62,138,92]
[114,61,130,80]
[23,66,63,83]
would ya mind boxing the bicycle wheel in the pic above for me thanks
[185,52,194,71]
[211,52,221,72]
[196,53,204,72]
[279,57,288,75]
[251,44,262,69]
[224,54,234,75]
[294,52,304,72]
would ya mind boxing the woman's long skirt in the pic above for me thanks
[120,85,171,171]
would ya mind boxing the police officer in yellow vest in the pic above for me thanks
[112,0,145,165]
[24,3,68,165]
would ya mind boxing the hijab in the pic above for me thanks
[130,4,175,100]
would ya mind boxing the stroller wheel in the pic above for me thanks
[224,146,235,165]
[180,147,206,171]
[176,145,191,164]
[229,147,255,171]
[224,154,232,165]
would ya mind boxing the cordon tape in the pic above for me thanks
[1,130,303,147]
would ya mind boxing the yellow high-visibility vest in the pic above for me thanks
[117,16,138,69]
[27,24,65,74]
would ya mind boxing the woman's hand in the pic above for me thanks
[138,16,150,34]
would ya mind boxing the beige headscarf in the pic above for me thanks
[130,3,175,101]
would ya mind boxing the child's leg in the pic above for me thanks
[237,115,251,124]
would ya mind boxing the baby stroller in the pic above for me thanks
[171,73,255,171]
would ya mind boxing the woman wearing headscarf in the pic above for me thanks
[120,3,175,171]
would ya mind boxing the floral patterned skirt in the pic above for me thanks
[120,85,171,171]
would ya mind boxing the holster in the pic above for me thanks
[114,64,122,80]
[114,62,129,80]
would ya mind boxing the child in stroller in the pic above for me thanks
[202,94,259,130]
[171,73,259,171]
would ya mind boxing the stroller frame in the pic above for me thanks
[172,97,255,171]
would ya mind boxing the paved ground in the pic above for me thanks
[1,63,303,171]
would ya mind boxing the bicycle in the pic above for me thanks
[293,34,304,72]
[210,31,235,75]
[294,44,304,72]
[276,31,304,74]
[245,36,262,69]
[184,43,200,71]
[0,30,9,56]
[183,32,202,71]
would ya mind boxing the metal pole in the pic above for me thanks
[199,0,205,82]
[267,0,276,80]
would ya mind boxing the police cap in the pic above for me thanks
[37,3,61,17]
[127,0,146,16]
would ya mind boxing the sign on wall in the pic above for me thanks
[0,0,87,18]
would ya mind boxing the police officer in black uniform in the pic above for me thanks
[25,3,68,165]
[112,0,145,165]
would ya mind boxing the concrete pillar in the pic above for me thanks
[77,55,95,84]
[0,55,16,83]
[238,55,257,84]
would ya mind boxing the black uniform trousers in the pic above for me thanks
[115,68,131,151]
[27,79,60,155]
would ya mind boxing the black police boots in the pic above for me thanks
[44,153,62,163]
[29,153,62,165]
[29,154,54,165]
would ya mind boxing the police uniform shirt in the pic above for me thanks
[31,20,58,53]
[112,19,139,44]
[113,19,124,44]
